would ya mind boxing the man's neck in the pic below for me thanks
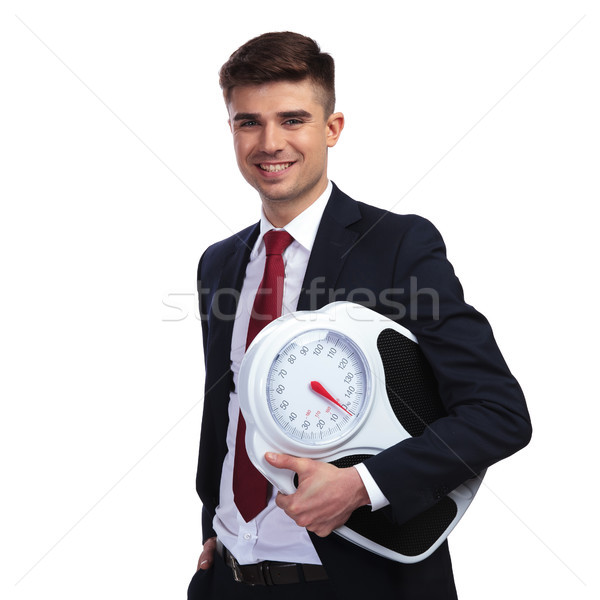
[260,180,329,228]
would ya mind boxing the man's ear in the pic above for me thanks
[326,112,345,148]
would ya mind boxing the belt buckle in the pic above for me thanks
[226,552,244,583]
[232,562,244,583]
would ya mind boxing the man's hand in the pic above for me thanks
[196,536,217,571]
[265,452,370,537]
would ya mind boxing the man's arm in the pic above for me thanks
[364,216,532,524]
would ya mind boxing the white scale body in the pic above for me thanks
[238,301,482,563]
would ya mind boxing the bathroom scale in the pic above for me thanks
[238,301,482,563]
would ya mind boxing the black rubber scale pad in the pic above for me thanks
[336,329,455,557]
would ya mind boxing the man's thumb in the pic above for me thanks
[265,452,302,471]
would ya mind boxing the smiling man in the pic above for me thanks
[188,32,531,600]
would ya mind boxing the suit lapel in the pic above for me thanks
[204,224,259,410]
[298,184,362,311]
[214,225,259,321]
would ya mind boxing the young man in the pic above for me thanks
[188,32,531,599]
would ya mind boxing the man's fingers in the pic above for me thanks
[197,537,217,571]
[270,459,369,536]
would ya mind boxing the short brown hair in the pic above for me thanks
[219,31,336,116]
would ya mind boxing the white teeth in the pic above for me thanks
[259,162,292,172]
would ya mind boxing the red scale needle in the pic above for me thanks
[310,381,353,416]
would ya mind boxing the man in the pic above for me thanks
[188,32,531,599]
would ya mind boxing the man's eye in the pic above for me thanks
[284,119,302,125]
[240,120,258,127]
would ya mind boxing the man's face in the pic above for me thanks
[227,79,343,214]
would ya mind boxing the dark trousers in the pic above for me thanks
[187,551,334,600]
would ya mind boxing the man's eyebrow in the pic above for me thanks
[232,112,260,122]
[277,110,312,119]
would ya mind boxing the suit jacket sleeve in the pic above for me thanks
[363,216,532,525]
[196,250,216,542]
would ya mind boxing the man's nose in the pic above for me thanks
[259,122,285,154]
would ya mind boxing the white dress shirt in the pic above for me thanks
[213,181,388,565]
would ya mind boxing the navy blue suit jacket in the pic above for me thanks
[194,183,531,599]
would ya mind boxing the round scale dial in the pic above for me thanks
[266,329,370,446]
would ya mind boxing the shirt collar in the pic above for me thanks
[252,180,332,257]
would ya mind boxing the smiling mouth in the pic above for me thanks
[258,162,294,172]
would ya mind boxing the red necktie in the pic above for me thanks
[233,229,294,522]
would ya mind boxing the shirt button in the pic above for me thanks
[243,533,252,541]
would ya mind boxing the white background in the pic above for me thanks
[1,1,598,598]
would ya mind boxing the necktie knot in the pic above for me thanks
[263,229,294,256]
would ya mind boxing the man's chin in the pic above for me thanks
[255,182,297,204]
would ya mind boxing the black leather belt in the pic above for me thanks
[216,540,328,586]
